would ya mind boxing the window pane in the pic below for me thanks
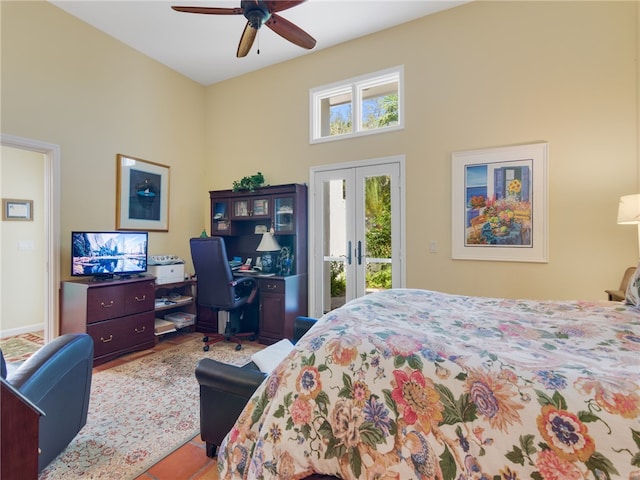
[360,80,398,131]
[319,90,351,138]
[329,102,352,136]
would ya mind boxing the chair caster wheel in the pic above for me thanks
[203,345,210,352]
[235,344,242,351]
[249,335,256,341]
[202,336,209,342]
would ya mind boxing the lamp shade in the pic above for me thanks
[617,194,640,224]
[256,232,281,252]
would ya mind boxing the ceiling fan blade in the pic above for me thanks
[171,6,243,15]
[265,13,316,50]
[237,22,258,57]
[265,0,306,14]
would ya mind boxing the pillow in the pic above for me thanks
[250,339,295,373]
[625,263,640,306]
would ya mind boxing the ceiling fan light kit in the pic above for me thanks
[171,0,316,58]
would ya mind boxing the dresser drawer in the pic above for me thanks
[86,285,125,322]
[258,279,284,294]
[123,280,154,315]
[87,312,154,358]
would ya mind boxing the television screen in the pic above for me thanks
[71,231,148,278]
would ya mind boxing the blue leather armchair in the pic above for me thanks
[1,333,93,472]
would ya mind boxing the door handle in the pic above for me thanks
[357,241,362,265]
[346,241,352,265]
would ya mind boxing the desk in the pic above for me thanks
[195,273,307,345]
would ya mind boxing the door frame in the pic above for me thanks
[309,155,406,317]
[1,133,60,342]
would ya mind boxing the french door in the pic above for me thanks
[310,157,404,317]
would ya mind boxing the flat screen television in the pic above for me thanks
[71,231,148,279]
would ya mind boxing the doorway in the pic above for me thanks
[1,134,60,342]
[309,156,405,317]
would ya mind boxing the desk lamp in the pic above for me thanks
[617,193,640,257]
[256,231,281,273]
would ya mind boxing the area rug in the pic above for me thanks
[0,330,44,362]
[39,336,263,480]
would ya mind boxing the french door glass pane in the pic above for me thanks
[363,174,392,294]
[322,178,347,313]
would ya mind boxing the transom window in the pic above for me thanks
[310,66,404,144]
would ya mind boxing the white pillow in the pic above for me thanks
[625,264,640,306]
[250,339,294,373]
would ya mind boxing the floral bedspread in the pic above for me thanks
[218,289,640,479]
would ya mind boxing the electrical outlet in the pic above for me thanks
[429,240,438,253]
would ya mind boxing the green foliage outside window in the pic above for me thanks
[329,93,398,136]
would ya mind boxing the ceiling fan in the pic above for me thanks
[171,0,317,58]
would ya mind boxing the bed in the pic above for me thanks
[217,288,640,479]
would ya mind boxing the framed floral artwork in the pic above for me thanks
[451,143,548,262]
[116,154,170,231]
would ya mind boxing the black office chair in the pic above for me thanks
[190,237,258,351]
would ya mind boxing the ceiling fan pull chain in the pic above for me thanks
[257,30,260,55]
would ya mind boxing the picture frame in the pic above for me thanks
[2,198,33,221]
[451,143,548,262]
[116,154,170,231]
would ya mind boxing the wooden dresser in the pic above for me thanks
[60,275,155,365]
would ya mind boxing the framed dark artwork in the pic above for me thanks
[116,154,170,231]
[451,143,548,262]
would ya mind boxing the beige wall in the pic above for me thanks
[1,0,638,330]
[1,0,207,271]
[0,146,46,333]
[206,1,639,300]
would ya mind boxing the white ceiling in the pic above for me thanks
[49,0,470,86]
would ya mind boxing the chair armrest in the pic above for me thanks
[195,358,267,455]
[8,334,93,399]
[195,357,267,396]
[294,316,318,343]
[232,276,258,304]
[605,289,625,302]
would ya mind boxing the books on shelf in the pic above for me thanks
[155,296,193,308]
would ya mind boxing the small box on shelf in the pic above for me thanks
[165,311,196,329]
[154,318,177,336]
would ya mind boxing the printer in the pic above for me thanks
[148,255,185,284]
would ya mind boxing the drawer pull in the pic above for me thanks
[135,326,146,334]
[100,335,113,343]
[267,284,277,290]
[100,300,114,308]
[134,295,146,302]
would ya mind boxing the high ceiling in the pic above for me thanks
[49,1,470,86]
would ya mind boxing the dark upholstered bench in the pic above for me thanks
[195,316,317,457]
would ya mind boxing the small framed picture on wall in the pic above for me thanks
[2,198,33,221]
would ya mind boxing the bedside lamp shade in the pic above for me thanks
[617,194,640,224]
[256,232,281,273]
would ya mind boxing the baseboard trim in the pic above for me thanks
[0,324,44,339]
